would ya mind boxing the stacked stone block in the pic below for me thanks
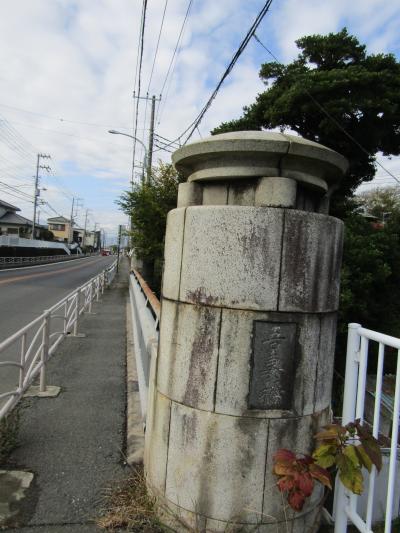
[144,132,348,532]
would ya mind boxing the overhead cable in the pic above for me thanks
[0,102,132,131]
[131,0,148,183]
[181,0,274,144]
[156,0,274,151]
[156,0,194,126]
[147,0,169,94]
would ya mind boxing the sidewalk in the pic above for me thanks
[1,259,130,532]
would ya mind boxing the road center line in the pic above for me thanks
[0,258,107,286]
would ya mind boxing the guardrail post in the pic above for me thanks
[63,301,68,334]
[73,290,79,336]
[19,333,27,389]
[334,323,361,533]
[96,276,100,302]
[40,310,51,393]
[89,282,93,313]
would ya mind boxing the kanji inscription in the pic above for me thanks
[249,321,297,410]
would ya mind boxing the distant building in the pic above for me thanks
[0,198,43,238]
[47,216,71,243]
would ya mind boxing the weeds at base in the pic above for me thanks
[0,405,22,464]
[97,465,167,532]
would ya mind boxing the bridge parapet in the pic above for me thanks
[145,131,348,532]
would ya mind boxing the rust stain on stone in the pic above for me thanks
[183,306,218,408]
[186,287,219,306]
[181,410,198,446]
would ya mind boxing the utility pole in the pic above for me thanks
[147,94,156,183]
[132,93,161,184]
[69,197,83,244]
[83,208,90,249]
[93,222,99,251]
[32,153,51,239]
[117,224,123,272]
[69,197,75,243]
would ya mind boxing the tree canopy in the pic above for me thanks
[117,161,184,290]
[212,29,400,204]
[356,186,400,221]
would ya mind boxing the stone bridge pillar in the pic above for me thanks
[144,132,348,532]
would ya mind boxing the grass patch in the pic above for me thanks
[0,406,21,463]
[97,465,167,532]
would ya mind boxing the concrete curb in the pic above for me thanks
[126,299,145,465]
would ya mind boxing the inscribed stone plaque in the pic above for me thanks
[249,321,297,410]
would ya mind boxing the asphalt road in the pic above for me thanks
[3,260,129,531]
[0,255,116,399]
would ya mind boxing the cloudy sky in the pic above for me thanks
[0,0,399,240]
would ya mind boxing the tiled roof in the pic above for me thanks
[0,198,20,212]
[0,212,45,228]
[47,216,70,223]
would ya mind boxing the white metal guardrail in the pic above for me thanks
[0,259,118,421]
[334,323,400,533]
[0,254,98,268]
[129,269,159,420]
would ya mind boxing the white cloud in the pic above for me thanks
[0,0,398,228]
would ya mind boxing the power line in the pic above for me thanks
[0,102,132,131]
[182,0,274,144]
[0,188,33,204]
[147,0,169,95]
[0,113,38,157]
[154,133,180,147]
[131,0,148,184]
[0,180,32,199]
[156,0,194,126]
[157,0,274,150]
[253,33,400,186]
[154,141,174,153]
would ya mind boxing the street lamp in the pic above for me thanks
[108,129,148,185]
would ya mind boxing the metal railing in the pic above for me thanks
[0,254,98,269]
[0,259,118,421]
[334,323,400,533]
[128,269,160,419]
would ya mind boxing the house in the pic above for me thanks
[47,216,71,243]
[0,198,43,239]
[84,230,101,250]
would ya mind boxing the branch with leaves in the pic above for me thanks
[273,420,382,512]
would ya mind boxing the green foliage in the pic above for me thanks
[313,421,381,495]
[117,162,184,290]
[337,206,400,374]
[212,28,400,202]
[357,186,400,221]
[274,421,382,512]
[39,228,54,241]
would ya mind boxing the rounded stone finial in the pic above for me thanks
[172,131,348,194]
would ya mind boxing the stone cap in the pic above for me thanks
[172,131,348,193]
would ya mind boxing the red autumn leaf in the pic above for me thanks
[298,455,314,466]
[288,489,306,511]
[298,472,314,497]
[314,424,345,442]
[309,463,332,489]
[274,463,295,476]
[277,476,295,492]
[274,449,296,463]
